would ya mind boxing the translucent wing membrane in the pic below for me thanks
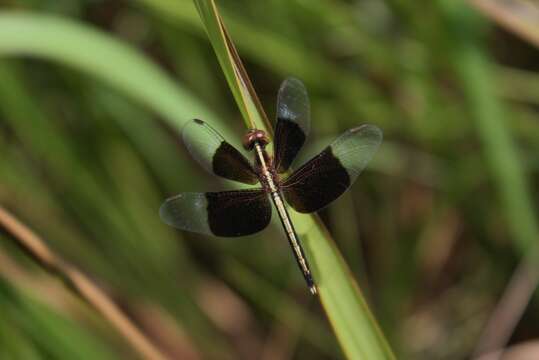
[282,124,382,213]
[274,78,311,173]
[159,189,271,237]
[183,119,258,184]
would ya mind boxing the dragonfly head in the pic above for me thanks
[243,129,269,151]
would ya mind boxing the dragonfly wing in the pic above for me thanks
[282,124,382,213]
[183,119,258,184]
[274,78,311,173]
[160,189,271,237]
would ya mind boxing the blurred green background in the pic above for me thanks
[0,0,538,359]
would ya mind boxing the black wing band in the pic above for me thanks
[273,78,310,173]
[183,119,258,184]
[282,125,382,213]
[160,189,271,237]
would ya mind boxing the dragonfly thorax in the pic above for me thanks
[249,145,278,191]
[259,160,281,193]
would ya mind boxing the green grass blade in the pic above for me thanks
[0,6,395,359]
[193,0,271,132]
[223,259,341,358]
[0,278,118,360]
[0,14,236,356]
[438,1,539,254]
[194,1,395,358]
[137,0,395,127]
[301,215,395,359]
[0,11,217,128]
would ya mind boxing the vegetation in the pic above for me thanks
[0,0,538,359]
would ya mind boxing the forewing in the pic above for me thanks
[183,119,258,184]
[282,124,382,213]
[159,189,271,237]
[274,78,311,173]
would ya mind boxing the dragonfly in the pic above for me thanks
[160,78,382,295]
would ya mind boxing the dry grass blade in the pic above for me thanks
[0,206,169,360]
[470,0,539,48]
[472,258,539,358]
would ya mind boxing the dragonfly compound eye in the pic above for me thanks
[243,129,269,150]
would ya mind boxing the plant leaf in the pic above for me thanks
[194,0,271,132]
[0,11,217,129]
